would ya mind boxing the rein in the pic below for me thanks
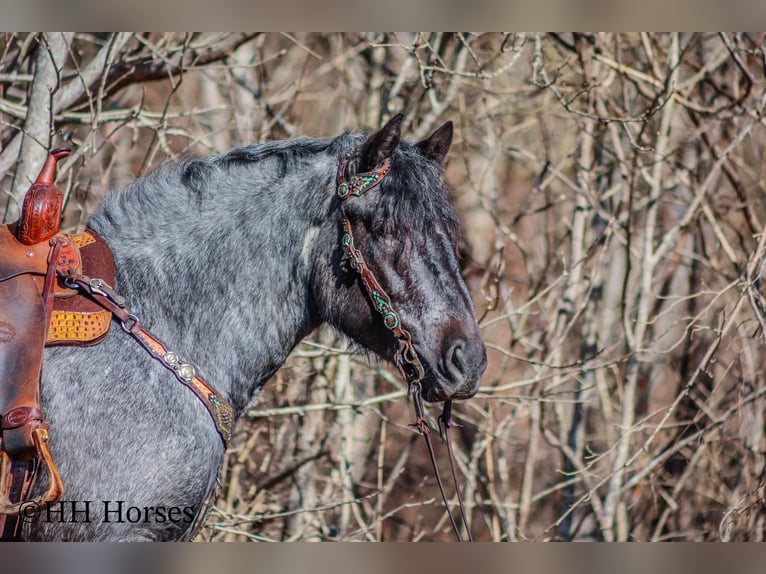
[336,149,473,542]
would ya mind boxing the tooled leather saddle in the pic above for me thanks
[0,148,116,539]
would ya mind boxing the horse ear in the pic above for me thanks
[416,121,453,165]
[358,113,403,171]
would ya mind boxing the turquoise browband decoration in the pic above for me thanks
[336,149,390,200]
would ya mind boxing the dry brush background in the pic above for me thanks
[3,32,766,541]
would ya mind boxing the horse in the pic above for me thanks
[23,114,487,541]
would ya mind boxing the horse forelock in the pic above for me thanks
[332,132,462,243]
[378,146,461,242]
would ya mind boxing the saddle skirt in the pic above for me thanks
[0,224,115,346]
[45,230,115,346]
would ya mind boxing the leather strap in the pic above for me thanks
[58,271,233,539]
[126,324,234,445]
[440,401,472,540]
[336,152,426,384]
[61,272,234,447]
[0,458,36,541]
[336,147,472,541]
[42,240,64,335]
[182,471,223,541]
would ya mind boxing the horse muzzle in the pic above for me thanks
[419,335,487,402]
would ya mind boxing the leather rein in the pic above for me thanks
[337,149,473,541]
[3,148,471,541]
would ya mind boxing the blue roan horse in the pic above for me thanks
[27,115,486,541]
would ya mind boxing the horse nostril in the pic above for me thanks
[450,342,467,375]
[442,336,487,388]
[444,339,469,382]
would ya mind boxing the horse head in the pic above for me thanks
[316,115,487,403]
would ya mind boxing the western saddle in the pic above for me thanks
[0,148,116,539]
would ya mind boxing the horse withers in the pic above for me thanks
[14,115,486,541]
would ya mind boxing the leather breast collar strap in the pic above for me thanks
[60,271,234,541]
[62,272,234,446]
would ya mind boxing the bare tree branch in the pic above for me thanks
[4,32,73,222]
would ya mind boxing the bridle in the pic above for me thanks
[336,154,425,388]
[336,148,473,541]
[2,147,472,542]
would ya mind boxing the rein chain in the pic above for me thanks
[337,149,473,542]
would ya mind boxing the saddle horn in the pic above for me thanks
[16,147,72,245]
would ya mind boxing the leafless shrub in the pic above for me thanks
[4,32,766,541]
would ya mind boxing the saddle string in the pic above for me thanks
[339,148,472,542]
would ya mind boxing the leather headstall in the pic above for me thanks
[336,150,426,387]
[336,148,472,541]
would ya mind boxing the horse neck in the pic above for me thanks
[88,149,340,413]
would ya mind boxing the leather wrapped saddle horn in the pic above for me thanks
[16,147,72,245]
